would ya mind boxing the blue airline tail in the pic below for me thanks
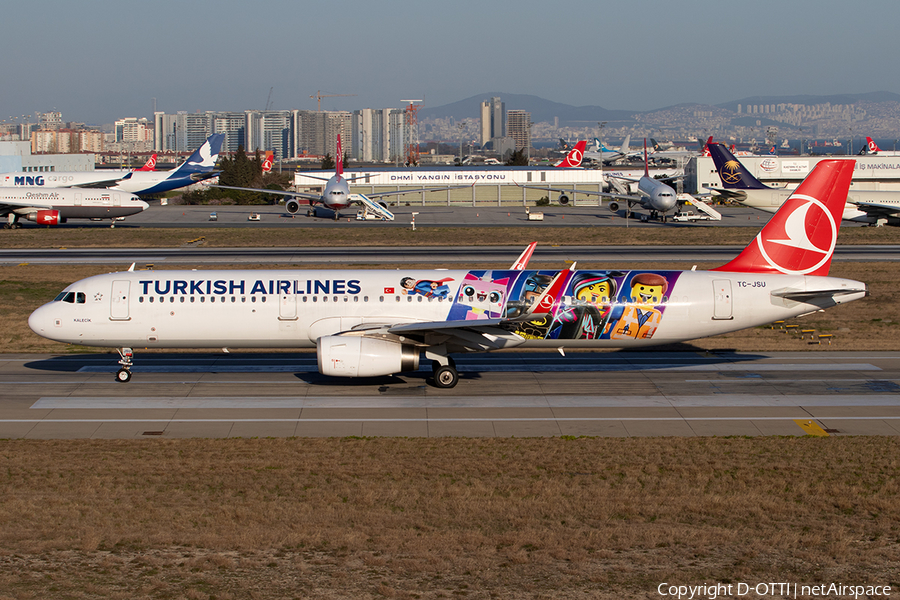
[707,142,771,190]
[171,134,225,177]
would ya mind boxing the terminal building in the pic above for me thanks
[294,166,678,207]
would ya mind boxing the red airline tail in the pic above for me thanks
[261,151,274,173]
[713,160,854,276]
[135,154,157,171]
[336,134,344,177]
[702,136,713,157]
[867,137,881,153]
[555,140,586,167]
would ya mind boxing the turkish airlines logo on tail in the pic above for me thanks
[262,152,274,173]
[868,138,880,153]
[757,194,837,275]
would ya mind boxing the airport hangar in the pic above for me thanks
[687,154,900,193]
[292,166,680,207]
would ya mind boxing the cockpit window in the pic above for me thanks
[56,291,86,304]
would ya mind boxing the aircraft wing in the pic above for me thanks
[387,319,526,351]
[0,198,57,210]
[849,200,900,219]
[361,184,473,200]
[515,183,636,201]
[70,174,133,188]
[212,185,323,202]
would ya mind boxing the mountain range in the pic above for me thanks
[419,91,900,126]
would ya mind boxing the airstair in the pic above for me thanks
[350,194,395,221]
[676,193,721,221]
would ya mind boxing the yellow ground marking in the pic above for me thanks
[794,419,829,437]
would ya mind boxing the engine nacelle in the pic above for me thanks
[608,201,619,213]
[28,210,61,225]
[317,335,420,378]
[557,194,570,205]
[285,199,301,214]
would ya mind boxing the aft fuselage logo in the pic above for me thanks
[756,194,836,275]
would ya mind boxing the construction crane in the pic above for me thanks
[310,91,357,112]
[401,99,422,166]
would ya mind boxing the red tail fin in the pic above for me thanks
[135,154,157,171]
[336,134,344,177]
[556,140,586,167]
[713,160,854,276]
[261,151,274,173]
[867,137,881,153]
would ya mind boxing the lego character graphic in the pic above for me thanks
[550,272,621,340]
[447,271,510,320]
[400,277,453,299]
[608,272,669,340]
[501,272,556,339]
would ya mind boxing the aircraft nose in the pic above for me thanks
[28,303,54,337]
[133,196,149,210]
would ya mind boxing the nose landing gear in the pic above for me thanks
[116,347,134,383]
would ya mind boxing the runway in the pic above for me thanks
[1,244,896,265]
[2,351,899,439]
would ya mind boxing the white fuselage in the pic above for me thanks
[738,188,900,224]
[637,177,679,214]
[1,187,148,221]
[29,268,866,351]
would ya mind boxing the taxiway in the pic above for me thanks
[2,351,898,439]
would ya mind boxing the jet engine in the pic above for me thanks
[557,194,570,205]
[608,201,619,213]
[285,199,301,214]
[317,335,420,378]
[28,210,62,225]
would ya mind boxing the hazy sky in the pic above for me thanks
[3,0,896,125]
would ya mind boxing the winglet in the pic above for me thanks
[713,160,854,276]
[520,268,574,318]
[510,242,537,270]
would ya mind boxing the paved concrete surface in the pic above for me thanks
[2,351,898,439]
[13,204,786,230]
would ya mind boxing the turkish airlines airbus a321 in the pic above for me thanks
[29,160,866,388]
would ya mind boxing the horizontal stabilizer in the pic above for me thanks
[771,288,867,302]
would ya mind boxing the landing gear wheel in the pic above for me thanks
[116,368,132,383]
[434,365,459,389]
[307,209,314,217]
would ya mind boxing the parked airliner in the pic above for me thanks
[2,188,148,228]
[218,135,470,221]
[29,159,866,388]
[707,142,900,226]
[0,135,223,196]
[520,140,682,221]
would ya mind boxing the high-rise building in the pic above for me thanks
[246,111,294,160]
[507,110,531,152]
[480,97,505,145]
[295,111,352,158]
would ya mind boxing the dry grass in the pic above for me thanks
[2,261,897,354]
[2,224,900,248]
[0,437,898,598]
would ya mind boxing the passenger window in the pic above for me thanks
[149,297,155,303]
[210,297,215,303]
[139,297,144,303]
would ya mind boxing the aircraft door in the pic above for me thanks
[712,280,733,320]
[110,280,131,320]
[278,294,297,320]
[75,192,82,207]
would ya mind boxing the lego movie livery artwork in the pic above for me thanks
[396,269,681,340]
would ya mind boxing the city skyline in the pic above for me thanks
[3,0,898,126]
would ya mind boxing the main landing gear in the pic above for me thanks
[4,214,19,229]
[116,347,134,383]
[429,356,458,389]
